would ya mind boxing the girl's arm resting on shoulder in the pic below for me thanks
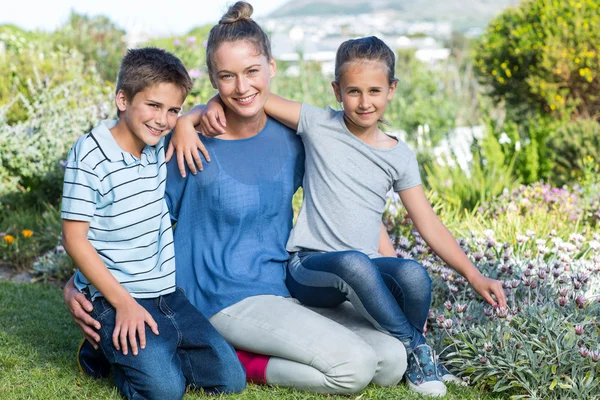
[62,219,159,355]
[263,94,302,130]
[165,104,210,177]
[378,222,397,257]
[398,186,507,308]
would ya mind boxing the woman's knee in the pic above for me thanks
[371,339,407,387]
[331,341,378,394]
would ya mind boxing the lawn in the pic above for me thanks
[0,281,505,399]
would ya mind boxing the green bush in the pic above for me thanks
[475,0,600,121]
[52,12,127,83]
[547,119,600,185]
[0,57,113,207]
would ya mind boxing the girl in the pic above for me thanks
[190,36,507,397]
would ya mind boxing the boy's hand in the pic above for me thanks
[113,298,159,356]
[469,274,507,309]
[199,97,227,138]
[63,275,102,347]
[165,115,210,177]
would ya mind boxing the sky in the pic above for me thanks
[0,0,288,36]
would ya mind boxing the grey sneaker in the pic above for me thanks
[405,344,447,397]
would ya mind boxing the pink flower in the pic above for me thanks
[579,347,590,358]
[443,319,453,329]
[576,295,586,309]
[591,351,600,363]
[444,300,452,311]
[558,296,568,307]
[575,325,584,335]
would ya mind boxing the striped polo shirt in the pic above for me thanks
[61,120,176,299]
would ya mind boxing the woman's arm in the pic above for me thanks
[399,186,507,308]
[62,220,159,355]
[63,275,102,347]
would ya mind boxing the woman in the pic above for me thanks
[64,1,406,394]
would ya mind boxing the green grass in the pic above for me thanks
[0,281,504,399]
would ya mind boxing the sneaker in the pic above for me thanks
[405,344,447,397]
[77,339,111,378]
[436,359,466,386]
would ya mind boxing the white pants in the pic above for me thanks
[209,295,407,394]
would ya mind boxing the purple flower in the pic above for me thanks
[497,307,508,319]
[579,347,590,358]
[479,355,488,363]
[455,304,467,314]
[444,300,452,311]
[591,351,600,363]
[202,39,208,48]
[188,68,202,79]
[575,325,584,335]
[173,39,181,46]
[186,36,197,44]
[576,295,586,309]
[558,296,568,307]
[59,160,67,168]
[443,319,453,329]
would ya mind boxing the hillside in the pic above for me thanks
[268,0,521,29]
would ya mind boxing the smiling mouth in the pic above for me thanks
[234,93,258,104]
[145,124,164,136]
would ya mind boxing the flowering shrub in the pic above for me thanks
[32,245,76,284]
[480,182,600,230]
[0,229,40,269]
[385,196,600,399]
[0,56,113,206]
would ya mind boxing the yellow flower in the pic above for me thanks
[21,229,33,238]
[4,235,15,244]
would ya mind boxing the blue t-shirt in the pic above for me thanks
[165,118,304,318]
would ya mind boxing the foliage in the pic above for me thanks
[52,12,127,83]
[31,246,76,284]
[0,203,62,270]
[421,125,517,214]
[474,0,600,121]
[0,57,113,207]
[384,200,600,399]
[546,120,600,185]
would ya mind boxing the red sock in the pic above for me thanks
[235,349,270,384]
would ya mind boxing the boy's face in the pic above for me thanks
[116,83,185,149]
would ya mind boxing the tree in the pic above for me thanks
[474,0,600,121]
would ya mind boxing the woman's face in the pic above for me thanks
[210,41,275,120]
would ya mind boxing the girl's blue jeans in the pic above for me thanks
[287,251,431,352]
[89,287,245,399]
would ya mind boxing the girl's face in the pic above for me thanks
[210,41,276,121]
[331,61,397,134]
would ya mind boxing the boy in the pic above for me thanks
[61,47,245,400]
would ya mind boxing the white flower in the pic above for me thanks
[498,132,511,144]
[516,235,529,243]
[515,140,521,151]
[483,229,495,238]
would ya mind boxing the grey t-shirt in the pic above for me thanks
[286,104,422,258]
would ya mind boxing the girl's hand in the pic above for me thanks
[199,96,227,137]
[165,114,210,177]
[469,274,507,309]
[113,298,159,356]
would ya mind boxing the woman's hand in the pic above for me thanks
[63,275,101,348]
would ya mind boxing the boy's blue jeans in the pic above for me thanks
[89,288,245,400]
[287,251,431,352]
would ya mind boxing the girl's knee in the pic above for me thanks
[334,251,378,280]
[403,260,432,289]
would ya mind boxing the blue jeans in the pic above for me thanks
[90,288,245,400]
[287,251,431,352]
